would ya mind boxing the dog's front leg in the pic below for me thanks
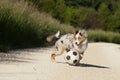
[51,47,67,61]
[80,52,84,60]
[51,53,56,61]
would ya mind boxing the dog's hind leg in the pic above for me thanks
[51,47,67,61]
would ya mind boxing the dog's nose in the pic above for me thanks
[75,42,77,45]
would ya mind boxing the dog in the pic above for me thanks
[47,30,88,61]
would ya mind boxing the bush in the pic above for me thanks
[0,0,74,51]
[27,0,120,33]
[70,7,101,29]
[88,30,120,44]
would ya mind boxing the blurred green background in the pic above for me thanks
[0,0,120,52]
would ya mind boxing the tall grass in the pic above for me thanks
[0,0,74,51]
[88,30,120,44]
[0,0,119,52]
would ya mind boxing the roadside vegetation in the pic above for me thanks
[0,0,119,52]
[88,30,120,44]
[27,0,120,33]
[0,0,73,52]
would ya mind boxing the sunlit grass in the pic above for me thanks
[0,0,119,52]
[0,0,74,51]
[88,30,120,44]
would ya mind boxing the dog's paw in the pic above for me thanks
[51,54,56,61]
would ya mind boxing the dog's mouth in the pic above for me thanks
[76,36,86,44]
[75,41,81,46]
[75,39,86,46]
[75,42,81,46]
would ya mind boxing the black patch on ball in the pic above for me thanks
[73,52,77,56]
[73,59,78,64]
[66,55,70,60]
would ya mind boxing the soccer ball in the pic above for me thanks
[64,49,80,66]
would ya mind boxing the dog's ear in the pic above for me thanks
[81,30,87,38]
[73,30,79,36]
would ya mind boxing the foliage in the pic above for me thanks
[0,0,74,52]
[88,30,120,44]
[27,0,120,33]
[0,0,120,52]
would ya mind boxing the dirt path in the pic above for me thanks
[0,43,120,80]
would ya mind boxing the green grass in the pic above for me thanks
[0,0,119,52]
[88,30,120,44]
[0,0,74,52]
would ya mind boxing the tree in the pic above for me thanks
[52,0,66,22]
[107,4,120,32]
[98,3,111,30]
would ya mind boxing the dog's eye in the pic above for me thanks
[79,32,82,36]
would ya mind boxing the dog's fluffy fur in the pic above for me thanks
[47,30,88,61]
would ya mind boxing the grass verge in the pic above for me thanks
[88,30,120,44]
[0,0,74,52]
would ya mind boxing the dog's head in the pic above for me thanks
[74,30,87,45]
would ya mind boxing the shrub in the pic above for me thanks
[27,0,120,33]
[88,30,120,44]
[0,0,74,51]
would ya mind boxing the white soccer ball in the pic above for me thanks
[64,49,80,66]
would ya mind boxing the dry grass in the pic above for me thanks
[0,0,74,52]
[88,30,120,44]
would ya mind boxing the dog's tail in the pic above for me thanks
[46,31,60,42]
